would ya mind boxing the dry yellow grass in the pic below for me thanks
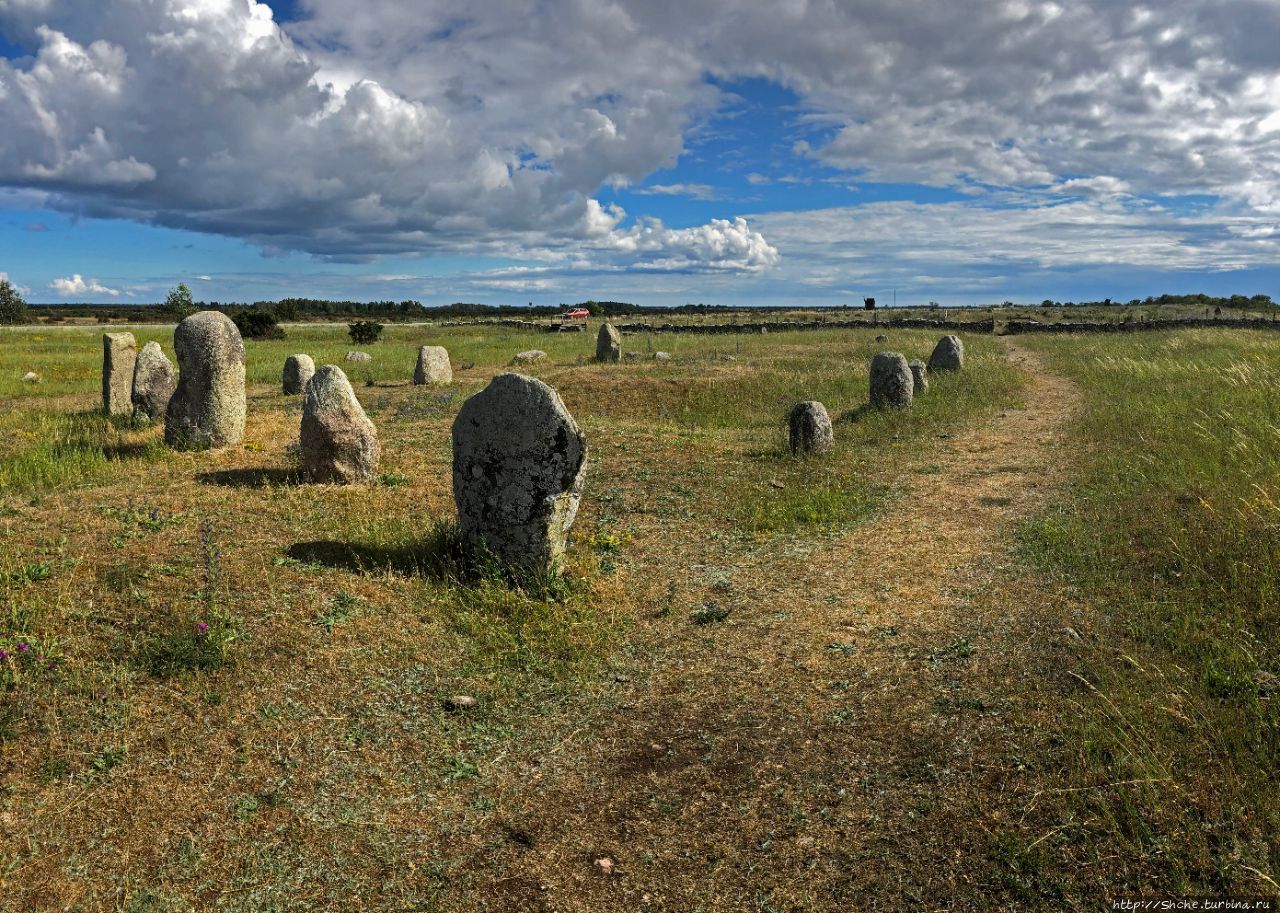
[0,325,1112,911]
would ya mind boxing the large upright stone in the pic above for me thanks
[869,351,914,410]
[300,365,380,483]
[596,323,621,363]
[413,346,452,385]
[909,360,929,394]
[102,332,137,416]
[789,401,834,455]
[927,335,965,371]
[282,354,315,394]
[452,373,587,574]
[165,311,246,450]
[131,341,176,422]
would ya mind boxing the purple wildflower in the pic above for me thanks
[17,642,30,653]
[0,650,8,661]
[197,622,209,634]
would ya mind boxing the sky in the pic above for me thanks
[1,0,1279,307]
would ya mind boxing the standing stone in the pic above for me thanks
[165,311,246,450]
[596,323,622,363]
[282,354,315,395]
[102,332,137,416]
[300,365,380,483]
[131,341,177,422]
[788,401,834,455]
[909,360,929,394]
[927,335,965,371]
[452,373,587,574]
[413,346,452,385]
[869,351,914,410]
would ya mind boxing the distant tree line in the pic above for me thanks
[1037,293,1275,309]
[10,288,1277,325]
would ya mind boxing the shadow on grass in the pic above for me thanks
[198,467,305,488]
[286,539,444,577]
[286,522,576,598]
[287,519,468,581]
[837,403,875,423]
[102,442,167,461]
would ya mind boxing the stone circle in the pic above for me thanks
[165,311,246,450]
[909,360,929,394]
[282,354,315,394]
[300,365,381,483]
[132,341,177,422]
[452,372,587,574]
[102,332,137,416]
[596,323,622,362]
[869,351,914,410]
[788,401,834,455]
[927,335,965,371]
[413,346,452,385]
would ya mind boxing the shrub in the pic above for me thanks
[348,320,384,344]
[232,309,285,339]
[0,278,28,325]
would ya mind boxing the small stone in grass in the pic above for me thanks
[594,857,615,876]
[443,695,477,711]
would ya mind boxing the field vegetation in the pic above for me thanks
[2,318,1278,909]
[1015,329,1280,897]
[1,322,1026,910]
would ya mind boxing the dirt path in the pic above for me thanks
[475,340,1086,910]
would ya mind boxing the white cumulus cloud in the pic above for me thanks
[3,0,1280,286]
[49,273,120,297]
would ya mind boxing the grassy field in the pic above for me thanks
[1014,330,1280,898]
[0,321,1028,911]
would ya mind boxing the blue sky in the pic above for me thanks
[2,0,1278,306]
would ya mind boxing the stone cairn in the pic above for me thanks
[413,346,452,385]
[789,401,834,455]
[102,332,137,416]
[132,341,177,422]
[345,351,372,363]
[908,360,929,394]
[869,351,914,409]
[300,365,380,483]
[165,311,246,450]
[596,323,622,363]
[927,334,965,371]
[452,372,587,574]
[282,354,315,394]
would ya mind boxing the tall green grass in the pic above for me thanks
[0,411,167,494]
[1017,329,1280,893]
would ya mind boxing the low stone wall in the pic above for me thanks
[613,317,995,335]
[1001,316,1280,335]
[445,313,1280,337]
